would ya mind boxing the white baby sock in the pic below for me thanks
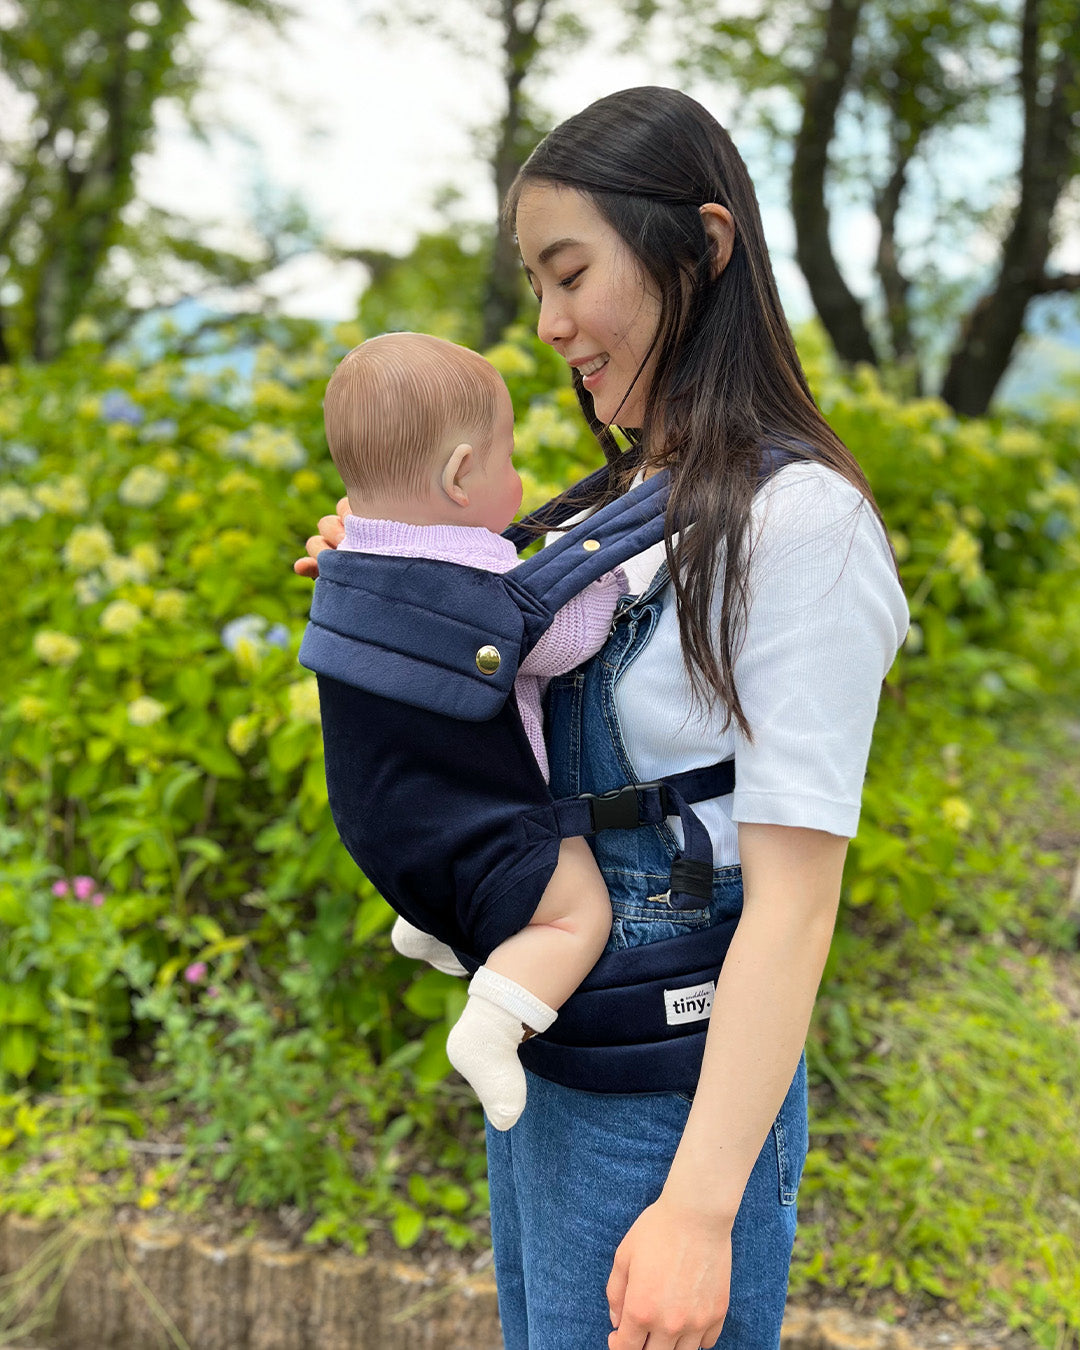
[446,966,557,1132]
[391,916,468,977]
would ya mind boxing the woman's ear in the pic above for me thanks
[699,203,735,279]
[441,442,474,507]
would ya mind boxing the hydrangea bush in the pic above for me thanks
[1,319,1078,1337]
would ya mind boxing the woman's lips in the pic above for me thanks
[579,356,608,390]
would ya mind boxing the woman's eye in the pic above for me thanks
[559,269,584,289]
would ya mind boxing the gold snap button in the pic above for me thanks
[475,645,501,675]
[582,538,601,552]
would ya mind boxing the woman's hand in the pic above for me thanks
[606,1196,731,1350]
[293,496,351,579]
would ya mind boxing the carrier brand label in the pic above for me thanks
[664,981,716,1026]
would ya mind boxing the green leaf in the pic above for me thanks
[190,740,242,779]
[402,971,457,1021]
[391,1205,425,1249]
[352,894,394,944]
[0,1027,38,1078]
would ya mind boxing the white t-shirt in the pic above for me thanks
[608,462,909,862]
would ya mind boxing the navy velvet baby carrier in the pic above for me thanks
[299,455,789,1092]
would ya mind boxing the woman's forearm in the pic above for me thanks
[662,822,847,1223]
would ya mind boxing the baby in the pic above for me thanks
[323,332,624,1130]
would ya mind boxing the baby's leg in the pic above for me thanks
[485,836,611,1007]
[447,838,611,1130]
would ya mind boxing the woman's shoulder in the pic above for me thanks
[750,458,889,556]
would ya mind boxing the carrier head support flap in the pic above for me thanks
[298,472,672,962]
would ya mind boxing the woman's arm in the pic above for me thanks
[292,495,351,578]
[606,821,846,1350]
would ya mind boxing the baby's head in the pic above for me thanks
[324,332,521,531]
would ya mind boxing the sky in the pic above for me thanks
[135,0,816,322]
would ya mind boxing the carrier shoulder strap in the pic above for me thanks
[507,470,670,654]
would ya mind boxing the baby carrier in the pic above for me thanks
[300,451,793,1093]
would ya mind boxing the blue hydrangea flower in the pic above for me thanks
[141,419,179,442]
[221,614,291,656]
[220,614,267,653]
[100,390,145,426]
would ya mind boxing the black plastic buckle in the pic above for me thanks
[581,780,669,833]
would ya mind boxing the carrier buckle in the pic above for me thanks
[582,781,670,833]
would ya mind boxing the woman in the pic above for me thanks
[297,87,908,1350]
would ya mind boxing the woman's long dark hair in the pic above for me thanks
[505,86,889,737]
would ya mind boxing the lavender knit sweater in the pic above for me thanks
[340,516,626,781]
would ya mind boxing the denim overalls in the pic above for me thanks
[485,565,809,1350]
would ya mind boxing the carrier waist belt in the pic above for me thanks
[519,919,738,1093]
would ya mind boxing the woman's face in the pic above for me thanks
[514,182,662,428]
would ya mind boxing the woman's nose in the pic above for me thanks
[537,294,573,348]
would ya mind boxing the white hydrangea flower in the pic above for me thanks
[100,600,144,635]
[63,524,115,572]
[35,475,90,516]
[33,631,83,666]
[75,575,105,606]
[151,589,188,622]
[118,465,169,508]
[130,542,162,574]
[227,713,262,755]
[0,485,43,525]
[288,678,321,725]
[103,555,149,588]
[127,696,166,727]
[228,424,307,471]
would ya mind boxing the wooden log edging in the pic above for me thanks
[0,1213,1008,1350]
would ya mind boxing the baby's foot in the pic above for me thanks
[446,968,556,1131]
[391,916,468,977]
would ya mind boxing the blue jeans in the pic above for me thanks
[485,569,808,1348]
[486,1060,807,1349]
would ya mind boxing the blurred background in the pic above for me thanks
[1,2,1078,1346]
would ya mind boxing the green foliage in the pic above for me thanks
[799,942,1080,1342]
[1,319,1078,1338]
[357,230,495,350]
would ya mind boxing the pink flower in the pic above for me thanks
[91,893,105,908]
[51,879,70,897]
[72,876,96,900]
[184,962,208,983]
[206,986,220,999]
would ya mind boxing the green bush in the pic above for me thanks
[1,319,1078,1338]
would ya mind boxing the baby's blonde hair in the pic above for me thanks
[324,333,503,503]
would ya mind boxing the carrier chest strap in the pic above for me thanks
[547,759,735,912]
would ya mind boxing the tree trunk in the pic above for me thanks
[480,0,545,347]
[790,0,879,368]
[874,134,922,392]
[939,0,1077,416]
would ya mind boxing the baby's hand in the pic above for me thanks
[293,496,351,579]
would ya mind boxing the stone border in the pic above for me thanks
[0,1214,1008,1349]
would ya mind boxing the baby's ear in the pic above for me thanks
[441,443,474,507]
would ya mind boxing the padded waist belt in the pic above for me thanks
[519,918,738,1093]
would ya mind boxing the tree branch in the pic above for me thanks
[873,124,922,383]
[1032,272,1080,294]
